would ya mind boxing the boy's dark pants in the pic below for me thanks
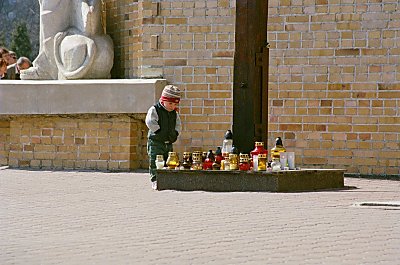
[147,139,173,182]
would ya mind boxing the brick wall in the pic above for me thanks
[0,120,10,165]
[100,0,399,175]
[104,0,236,155]
[2,114,148,171]
[268,0,400,174]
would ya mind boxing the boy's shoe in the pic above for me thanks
[151,181,157,190]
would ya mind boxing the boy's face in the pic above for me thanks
[162,101,178,112]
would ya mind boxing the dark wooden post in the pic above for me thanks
[233,0,269,153]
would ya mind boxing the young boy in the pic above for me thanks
[145,85,181,190]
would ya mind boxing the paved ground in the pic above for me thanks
[1,169,399,265]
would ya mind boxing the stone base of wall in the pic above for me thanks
[0,114,149,171]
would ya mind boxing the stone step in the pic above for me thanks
[156,168,345,192]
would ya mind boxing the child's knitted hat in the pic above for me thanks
[161,85,181,103]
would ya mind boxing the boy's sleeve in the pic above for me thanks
[175,112,181,134]
[145,106,160,133]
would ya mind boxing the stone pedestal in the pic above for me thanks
[0,79,166,114]
[156,169,345,192]
[0,79,166,171]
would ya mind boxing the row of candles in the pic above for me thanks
[156,132,295,172]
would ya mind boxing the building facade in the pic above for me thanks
[103,0,399,175]
[1,0,398,175]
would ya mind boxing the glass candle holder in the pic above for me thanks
[166,152,179,169]
[287,152,295,170]
[202,151,207,162]
[229,153,238,170]
[271,158,282,171]
[182,152,192,170]
[156,155,164,169]
[271,137,286,160]
[257,153,267,171]
[279,152,287,170]
[222,130,233,155]
[203,150,215,170]
[239,153,250,171]
[221,154,230,170]
[212,162,221,170]
[191,160,202,170]
[191,152,203,170]
[215,147,223,164]
[250,141,268,171]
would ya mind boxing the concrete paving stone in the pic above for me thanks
[1,169,399,264]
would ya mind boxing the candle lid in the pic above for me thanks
[255,142,264,147]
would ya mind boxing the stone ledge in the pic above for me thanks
[156,169,346,192]
[0,79,167,114]
[345,173,400,181]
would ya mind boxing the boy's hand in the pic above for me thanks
[169,130,179,143]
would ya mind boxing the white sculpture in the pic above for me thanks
[21,0,114,80]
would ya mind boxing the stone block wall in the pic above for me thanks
[1,114,148,171]
[268,0,400,175]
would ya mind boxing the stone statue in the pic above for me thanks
[21,0,113,80]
